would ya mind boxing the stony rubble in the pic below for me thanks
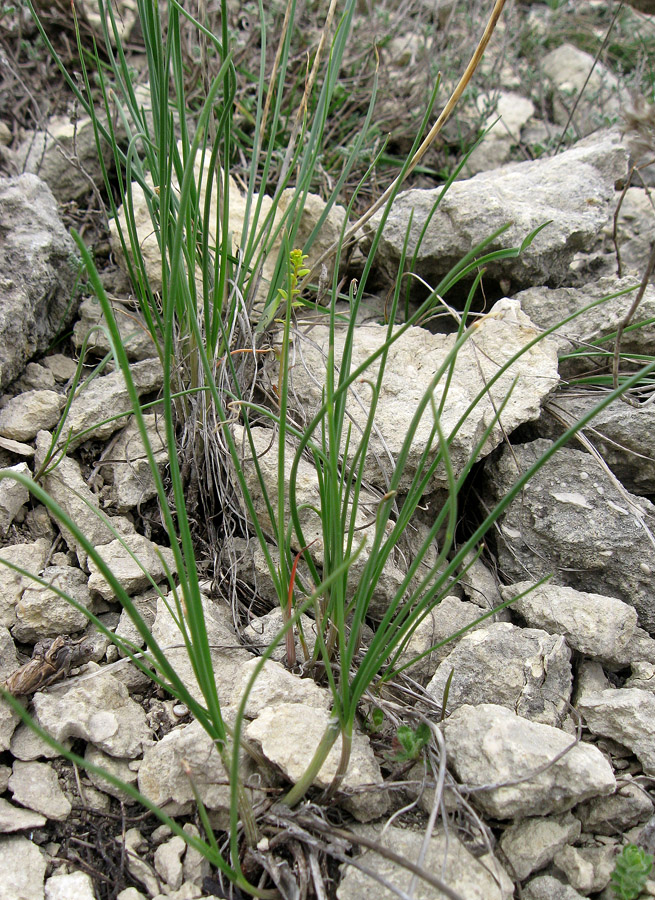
[443,704,616,818]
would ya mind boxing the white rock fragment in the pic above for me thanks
[45,870,96,900]
[578,687,655,775]
[0,463,30,533]
[499,811,581,880]
[8,760,71,821]
[32,671,152,758]
[552,843,616,894]
[0,797,46,833]
[138,718,263,822]
[0,538,50,629]
[0,835,46,900]
[246,702,388,822]
[13,565,94,642]
[502,581,643,667]
[427,622,572,727]
[282,301,559,494]
[443,704,615,818]
[523,874,586,900]
[0,390,65,441]
[336,824,513,900]
[87,533,176,599]
[231,657,331,718]
[154,835,186,892]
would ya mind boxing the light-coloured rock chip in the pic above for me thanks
[395,595,492,685]
[362,129,627,289]
[85,744,138,802]
[231,657,331,718]
[0,698,20,753]
[575,780,653,835]
[32,671,152,758]
[427,622,572,727]
[443,703,615,818]
[499,812,581,880]
[552,843,616,894]
[0,175,80,392]
[279,300,558,494]
[578,687,655,775]
[87,532,176,599]
[0,835,47,900]
[8,760,71,821]
[138,718,262,823]
[542,44,623,136]
[45,870,96,900]
[484,439,655,634]
[100,413,167,511]
[0,538,50,629]
[523,874,587,900]
[10,722,71,761]
[0,390,64,441]
[154,835,186,892]
[150,590,251,704]
[247,702,388,822]
[336,824,513,900]
[73,297,157,363]
[13,565,94,642]
[0,463,30,533]
[0,626,18,682]
[62,357,163,450]
[242,606,317,664]
[35,432,134,566]
[502,582,642,667]
[0,798,46,833]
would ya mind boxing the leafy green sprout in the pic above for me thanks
[388,723,432,764]
[611,844,653,900]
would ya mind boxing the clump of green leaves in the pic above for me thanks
[611,844,653,900]
[256,248,310,334]
[389,723,431,763]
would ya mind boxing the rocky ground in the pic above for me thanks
[1,1,655,899]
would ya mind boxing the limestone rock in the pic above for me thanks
[278,300,559,493]
[578,687,655,774]
[362,129,627,290]
[8,760,71,821]
[138,718,263,822]
[499,812,581,880]
[575,780,654,835]
[85,744,138,802]
[523,875,587,900]
[0,835,46,900]
[99,413,167,511]
[32,671,152,758]
[502,582,643,667]
[247,703,389,822]
[45,870,96,900]
[443,704,615,818]
[516,276,655,378]
[465,91,535,176]
[552,843,616,894]
[35,432,134,566]
[10,722,71,761]
[0,798,46,833]
[542,44,623,137]
[13,565,94,642]
[16,114,114,201]
[0,462,30,533]
[336,824,513,900]
[0,175,80,391]
[394,595,491,685]
[62,357,163,450]
[87,533,176,599]
[231,657,331,718]
[73,296,157,362]
[150,591,251,704]
[427,622,572,727]
[154,836,186,892]
[0,390,64,441]
[242,606,317,664]
[484,439,655,634]
[0,538,50,629]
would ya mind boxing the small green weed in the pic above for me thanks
[611,844,653,900]
[389,723,431,763]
